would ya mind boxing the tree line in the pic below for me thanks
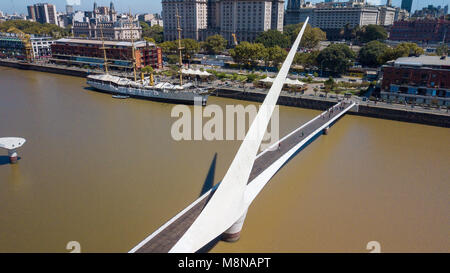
[0,20,71,38]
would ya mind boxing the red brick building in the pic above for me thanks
[381,55,450,106]
[389,18,450,43]
[50,38,162,71]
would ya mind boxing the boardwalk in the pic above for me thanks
[130,100,354,253]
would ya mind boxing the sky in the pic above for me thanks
[0,0,448,15]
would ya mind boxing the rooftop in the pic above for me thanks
[393,55,450,68]
[54,38,154,48]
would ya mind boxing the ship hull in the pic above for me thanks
[87,80,208,106]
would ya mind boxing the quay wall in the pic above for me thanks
[214,88,450,128]
[1,60,448,128]
[0,60,89,78]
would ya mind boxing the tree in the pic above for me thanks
[435,44,449,56]
[264,46,288,68]
[229,42,267,67]
[317,43,355,76]
[324,77,336,97]
[159,41,177,54]
[255,29,290,48]
[340,23,356,41]
[358,40,389,67]
[284,23,326,49]
[203,34,227,55]
[160,39,200,61]
[378,42,424,64]
[355,25,388,43]
[180,39,200,60]
[0,19,70,38]
[294,51,319,68]
[140,22,163,43]
[144,37,156,43]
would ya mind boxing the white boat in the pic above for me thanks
[112,95,129,99]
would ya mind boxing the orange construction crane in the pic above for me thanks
[7,27,33,63]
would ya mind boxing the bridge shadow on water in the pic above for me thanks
[0,156,21,166]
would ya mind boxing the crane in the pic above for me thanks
[7,27,33,63]
[231,33,238,47]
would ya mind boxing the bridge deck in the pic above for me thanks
[131,101,353,253]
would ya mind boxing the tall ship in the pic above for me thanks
[86,11,209,106]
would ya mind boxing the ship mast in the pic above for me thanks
[176,8,184,85]
[129,9,137,82]
[99,23,109,74]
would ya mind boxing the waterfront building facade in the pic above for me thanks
[0,33,54,60]
[50,38,162,70]
[0,33,25,59]
[389,18,450,43]
[381,55,450,106]
[30,36,54,59]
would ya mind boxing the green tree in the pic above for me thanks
[229,42,267,67]
[294,51,319,68]
[255,29,290,48]
[203,34,227,55]
[144,37,156,43]
[0,20,70,38]
[264,46,288,68]
[140,22,164,43]
[324,76,336,97]
[284,23,326,49]
[159,41,177,54]
[355,25,388,43]
[378,42,424,64]
[180,39,200,60]
[358,40,389,67]
[435,44,449,56]
[339,23,356,41]
[317,43,355,75]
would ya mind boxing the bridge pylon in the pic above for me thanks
[221,209,248,242]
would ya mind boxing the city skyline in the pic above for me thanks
[0,0,448,16]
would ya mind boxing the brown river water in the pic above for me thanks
[0,67,448,252]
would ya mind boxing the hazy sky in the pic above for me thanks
[0,0,448,15]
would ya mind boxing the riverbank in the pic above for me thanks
[1,59,449,128]
[213,88,450,128]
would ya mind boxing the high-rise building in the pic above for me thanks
[27,6,36,21]
[162,0,208,41]
[386,0,392,7]
[27,3,58,25]
[218,0,285,43]
[162,0,284,43]
[401,0,413,14]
